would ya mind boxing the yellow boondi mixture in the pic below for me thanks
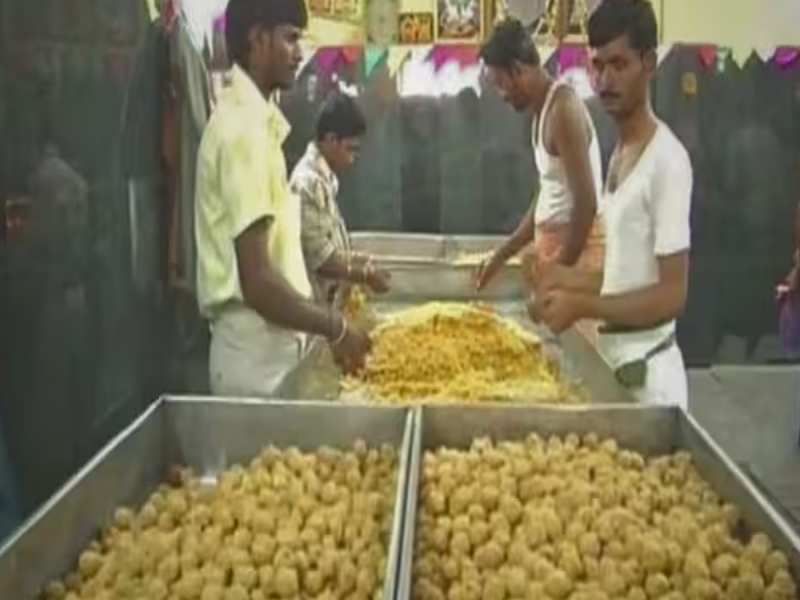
[342,302,578,404]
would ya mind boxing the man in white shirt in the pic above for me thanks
[195,0,370,397]
[535,0,692,408]
[475,18,604,291]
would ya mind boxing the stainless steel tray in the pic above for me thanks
[277,300,636,405]
[351,232,515,262]
[351,232,449,261]
[397,405,800,600]
[0,397,415,600]
[351,233,523,301]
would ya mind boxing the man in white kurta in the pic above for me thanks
[534,0,691,409]
[597,122,692,407]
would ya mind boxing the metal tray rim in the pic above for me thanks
[395,404,800,599]
[680,409,800,550]
[165,396,417,600]
[0,397,415,600]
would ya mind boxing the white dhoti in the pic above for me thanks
[598,329,688,410]
[209,304,306,398]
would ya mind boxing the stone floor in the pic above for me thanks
[689,366,800,530]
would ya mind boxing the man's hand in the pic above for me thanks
[519,246,538,290]
[535,261,570,294]
[539,289,585,334]
[365,267,392,294]
[475,249,506,291]
[534,260,604,296]
[331,323,372,374]
[527,263,581,324]
[526,292,543,323]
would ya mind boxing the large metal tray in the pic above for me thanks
[277,299,636,405]
[351,233,513,261]
[397,405,800,600]
[324,232,634,404]
[350,233,524,301]
[0,397,415,600]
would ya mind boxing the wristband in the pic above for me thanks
[331,315,348,347]
[364,257,375,283]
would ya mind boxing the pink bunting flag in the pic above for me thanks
[315,48,344,78]
[557,46,588,75]
[341,46,363,65]
[454,46,480,69]
[774,47,800,70]
[212,14,226,33]
[429,45,480,72]
[697,45,717,70]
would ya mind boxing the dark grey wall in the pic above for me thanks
[0,0,168,518]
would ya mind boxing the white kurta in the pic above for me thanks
[599,121,693,409]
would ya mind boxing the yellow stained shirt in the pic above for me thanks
[195,65,311,319]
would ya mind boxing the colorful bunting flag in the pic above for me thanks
[341,46,363,65]
[387,46,413,77]
[717,47,731,73]
[756,46,777,63]
[429,45,480,72]
[297,43,318,79]
[731,46,753,69]
[657,45,673,67]
[697,45,717,70]
[539,45,558,67]
[316,48,345,78]
[557,46,588,75]
[774,47,800,70]
[364,46,388,79]
[212,14,226,33]
[396,48,435,96]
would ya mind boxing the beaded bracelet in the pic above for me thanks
[330,315,348,347]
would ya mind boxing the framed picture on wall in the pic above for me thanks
[332,0,365,22]
[398,12,435,45]
[435,0,483,44]
[307,0,365,24]
[532,0,600,43]
[308,0,334,16]
[367,0,399,45]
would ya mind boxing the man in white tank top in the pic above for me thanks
[476,18,604,292]
[535,0,691,409]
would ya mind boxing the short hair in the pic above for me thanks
[225,0,308,68]
[588,0,658,54]
[480,18,540,70]
[315,93,367,141]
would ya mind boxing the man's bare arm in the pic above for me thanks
[539,262,604,295]
[236,218,336,337]
[316,251,391,294]
[576,252,688,327]
[316,252,370,282]
[476,203,536,291]
[498,203,536,261]
[549,89,598,266]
